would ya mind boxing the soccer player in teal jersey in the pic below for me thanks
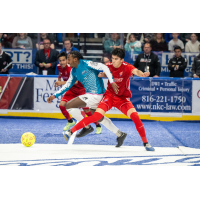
[47,51,127,147]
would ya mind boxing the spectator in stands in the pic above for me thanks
[12,33,33,49]
[168,46,187,77]
[0,33,8,47]
[185,33,200,52]
[180,33,192,44]
[34,38,59,75]
[142,33,154,44]
[165,33,180,44]
[134,42,161,77]
[0,42,12,74]
[101,53,111,64]
[168,33,184,52]
[55,38,80,75]
[124,34,142,52]
[150,33,168,51]
[192,44,200,78]
[126,33,142,42]
[104,33,121,53]
[36,33,55,49]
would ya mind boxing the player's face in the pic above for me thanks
[174,49,182,58]
[64,41,71,50]
[103,57,110,64]
[58,56,68,68]
[112,55,124,68]
[67,54,77,68]
[144,44,152,54]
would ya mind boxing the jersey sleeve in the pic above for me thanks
[53,70,77,98]
[87,61,114,83]
[128,64,136,75]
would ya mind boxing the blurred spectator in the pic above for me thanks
[36,33,55,49]
[134,42,161,77]
[168,33,184,52]
[0,42,12,74]
[192,44,200,78]
[124,34,142,52]
[12,33,33,49]
[168,46,187,77]
[34,38,59,75]
[0,33,16,48]
[165,33,180,44]
[55,38,80,75]
[185,33,200,52]
[104,33,121,53]
[101,53,111,64]
[126,33,142,42]
[0,33,8,47]
[28,33,38,48]
[142,33,154,43]
[180,33,192,44]
[150,33,168,51]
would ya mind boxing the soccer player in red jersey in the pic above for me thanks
[64,48,155,151]
[56,52,102,134]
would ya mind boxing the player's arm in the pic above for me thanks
[132,68,150,77]
[87,61,119,94]
[47,71,77,103]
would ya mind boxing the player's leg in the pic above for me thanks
[83,107,102,134]
[120,102,155,151]
[59,100,75,131]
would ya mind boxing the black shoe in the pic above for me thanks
[115,132,127,147]
[76,125,94,138]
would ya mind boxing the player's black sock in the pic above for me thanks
[96,124,101,128]
[68,119,73,123]
[143,142,148,146]
[69,130,73,135]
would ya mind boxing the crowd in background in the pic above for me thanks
[0,33,200,78]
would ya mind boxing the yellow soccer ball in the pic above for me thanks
[21,132,36,147]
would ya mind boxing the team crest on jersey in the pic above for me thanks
[114,78,123,82]
[82,70,87,75]
[119,71,123,77]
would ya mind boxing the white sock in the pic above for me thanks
[68,108,89,128]
[100,116,122,137]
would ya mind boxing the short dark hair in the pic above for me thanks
[43,37,51,43]
[69,51,83,60]
[111,48,125,59]
[144,42,152,47]
[174,46,182,51]
[57,51,67,59]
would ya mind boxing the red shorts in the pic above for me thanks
[98,93,135,115]
[61,90,89,110]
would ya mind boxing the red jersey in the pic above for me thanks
[105,62,136,98]
[57,64,86,95]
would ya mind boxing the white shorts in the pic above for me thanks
[79,93,104,109]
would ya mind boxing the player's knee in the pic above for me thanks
[97,116,104,122]
[59,101,66,107]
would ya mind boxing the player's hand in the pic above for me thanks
[47,95,55,103]
[98,72,107,78]
[142,72,150,77]
[153,75,159,77]
[194,74,199,78]
[112,82,119,94]
[54,81,63,87]
[75,80,78,85]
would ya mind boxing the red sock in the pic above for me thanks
[71,112,103,133]
[130,112,148,143]
[59,105,72,121]
[85,111,99,126]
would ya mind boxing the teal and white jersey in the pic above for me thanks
[54,59,114,98]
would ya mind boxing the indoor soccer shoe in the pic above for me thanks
[76,125,94,138]
[144,143,155,151]
[62,130,72,141]
[115,132,127,147]
[63,120,75,131]
[95,126,102,134]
